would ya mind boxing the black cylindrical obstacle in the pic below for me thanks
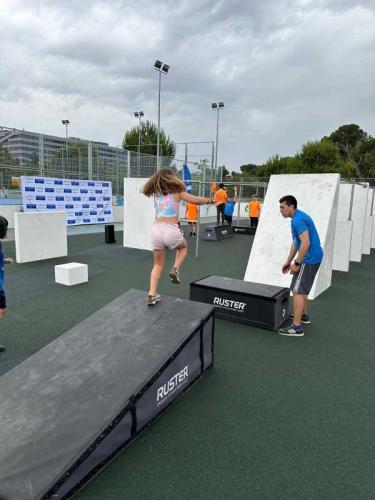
[105,224,116,244]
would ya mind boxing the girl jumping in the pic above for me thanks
[142,168,212,306]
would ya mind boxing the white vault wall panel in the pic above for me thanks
[244,174,340,300]
[14,212,67,263]
[362,189,374,255]
[336,183,353,221]
[350,184,369,262]
[332,183,353,272]
[123,178,154,251]
[332,221,353,272]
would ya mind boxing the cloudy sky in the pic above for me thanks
[0,0,374,171]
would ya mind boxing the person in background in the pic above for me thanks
[248,195,261,228]
[0,216,14,352]
[185,202,198,237]
[224,186,238,225]
[213,183,228,226]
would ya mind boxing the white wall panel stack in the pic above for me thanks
[244,174,340,300]
[14,212,67,263]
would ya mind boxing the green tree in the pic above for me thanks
[328,124,367,160]
[122,120,176,158]
[352,136,375,178]
[298,140,343,172]
[240,163,258,176]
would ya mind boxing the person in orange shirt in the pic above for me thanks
[213,183,228,225]
[248,195,261,228]
[185,202,198,237]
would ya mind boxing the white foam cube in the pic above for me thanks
[55,263,88,286]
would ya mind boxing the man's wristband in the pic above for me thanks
[294,260,301,266]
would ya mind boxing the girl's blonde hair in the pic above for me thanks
[142,168,186,197]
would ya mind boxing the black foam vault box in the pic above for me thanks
[190,275,289,331]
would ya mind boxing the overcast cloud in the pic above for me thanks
[0,0,374,170]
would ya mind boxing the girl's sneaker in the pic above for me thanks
[147,294,161,306]
[169,267,181,284]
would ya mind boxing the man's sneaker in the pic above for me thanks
[288,313,311,324]
[169,267,181,284]
[147,294,161,306]
[0,345,5,352]
[278,324,304,337]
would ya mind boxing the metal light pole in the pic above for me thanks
[61,119,70,178]
[134,111,144,176]
[153,59,170,170]
[211,102,224,181]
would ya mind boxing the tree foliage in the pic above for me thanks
[122,120,176,158]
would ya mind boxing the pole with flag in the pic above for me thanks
[182,164,192,193]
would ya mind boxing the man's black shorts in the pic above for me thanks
[224,215,232,224]
[0,288,7,309]
[290,263,320,295]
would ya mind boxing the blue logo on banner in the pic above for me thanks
[67,220,76,224]
[45,187,54,193]
[104,210,112,214]
[97,204,104,208]
[55,196,64,201]
[98,217,105,222]
[64,188,72,193]
[80,189,88,193]
[75,211,83,216]
[90,211,97,215]
[26,204,37,209]
[46,204,56,209]
[95,189,102,194]
[102,182,109,187]
[65,204,74,209]
[35,179,44,184]
[103,197,110,201]
[83,218,91,223]
[36,196,45,201]
[72,197,81,201]
[71,181,79,186]
[89,197,96,201]
[25,186,35,192]
[54,180,63,185]
[88,182,95,186]
[82,204,89,208]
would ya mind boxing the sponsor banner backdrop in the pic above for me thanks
[20,176,114,226]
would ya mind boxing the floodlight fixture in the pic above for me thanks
[211,103,217,109]
[218,102,224,108]
[161,63,169,74]
[61,119,70,125]
[154,59,163,70]
[134,112,139,117]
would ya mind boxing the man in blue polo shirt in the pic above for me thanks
[277,195,323,337]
